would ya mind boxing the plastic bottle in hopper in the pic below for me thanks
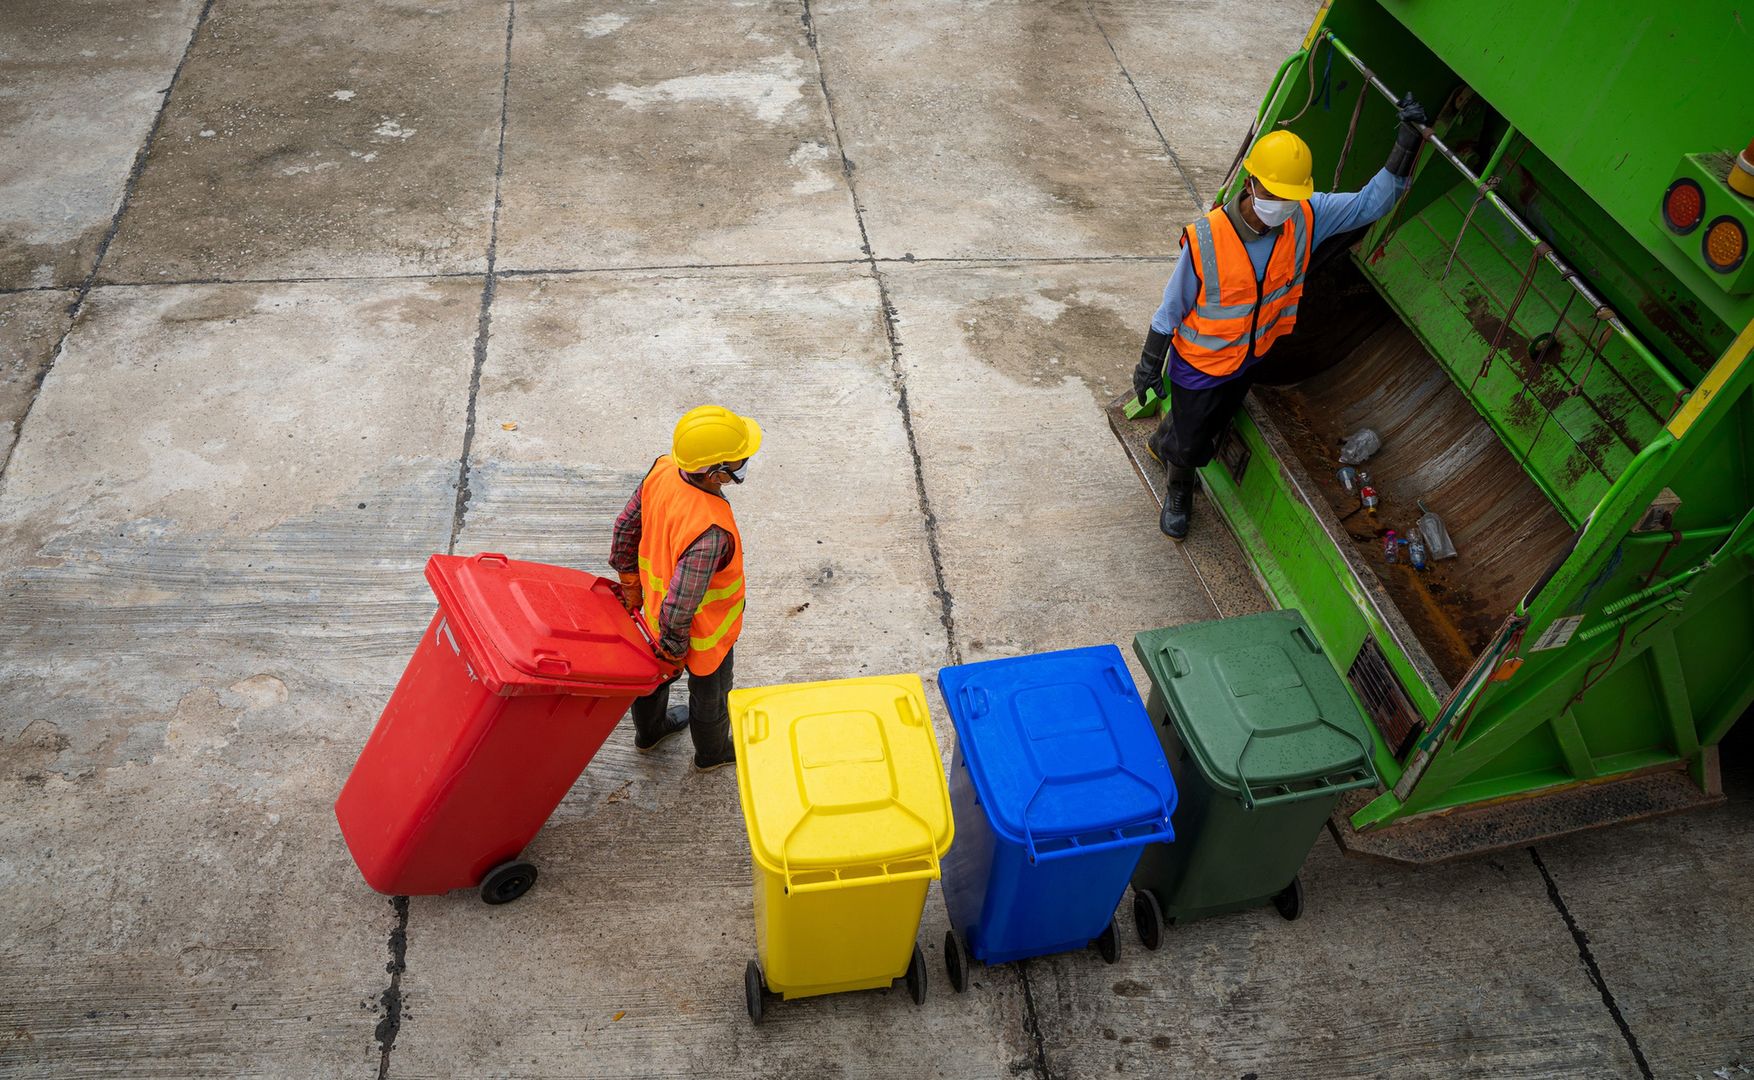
[1359,472,1379,514]
[1337,465,1359,493]
[1416,501,1458,560]
[1383,529,1400,564]
[1339,428,1382,465]
[1408,532,1428,570]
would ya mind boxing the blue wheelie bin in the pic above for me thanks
[936,645,1177,989]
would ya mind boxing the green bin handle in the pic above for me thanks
[1230,716,1379,811]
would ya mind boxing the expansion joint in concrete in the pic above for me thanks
[0,0,216,484]
[449,0,517,556]
[1015,958,1056,1080]
[1083,0,1203,208]
[801,0,961,666]
[1529,847,1653,1079]
[374,895,411,1079]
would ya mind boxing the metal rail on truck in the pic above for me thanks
[1318,30,1689,406]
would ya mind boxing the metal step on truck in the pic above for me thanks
[1110,0,1754,863]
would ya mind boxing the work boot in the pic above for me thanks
[691,716,737,773]
[1145,427,1169,470]
[634,705,690,752]
[1161,466,1196,541]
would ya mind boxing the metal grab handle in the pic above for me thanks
[1318,29,1687,402]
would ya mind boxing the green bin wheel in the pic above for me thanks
[905,943,928,1005]
[944,930,970,993]
[478,860,537,905]
[1272,875,1305,922]
[1095,915,1120,964]
[744,959,765,1025]
[1133,889,1164,951]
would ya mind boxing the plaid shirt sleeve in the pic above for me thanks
[608,483,642,576]
[658,525,734,657]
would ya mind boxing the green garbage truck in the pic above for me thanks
[1112,0,1754,862]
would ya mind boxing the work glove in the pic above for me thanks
[615,571,642,615]
[655,638,687,674]
[1132,328,1172,405]
[1386,93,1428,177]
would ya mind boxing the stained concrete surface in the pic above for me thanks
[4,0,1753,1077]
[810,0,1204,260]
[0,280,479,1075]
[0,291,72,465]
[1088,0,1320,204]
[0,0,205,290]
[100,1,509,284]
[881,261,1218,682]
[496,3,863,271]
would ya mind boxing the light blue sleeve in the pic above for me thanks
[1149,245,1200,335]
[1307,167,1411,249]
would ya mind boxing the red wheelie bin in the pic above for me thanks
[335,552,668,904]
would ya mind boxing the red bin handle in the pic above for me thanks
[531,649,571,676]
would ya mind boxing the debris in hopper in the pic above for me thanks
[1416,500,1458,560]
[1359,472,1379,514]
[1338,428,1382,465]
[1383,529,1400,564]
[1337,465,1359,493]
[1408,531,1428,570]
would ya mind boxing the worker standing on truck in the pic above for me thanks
[609,405,761,773]
[1131,94,1427,540]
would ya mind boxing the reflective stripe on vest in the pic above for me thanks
[635,455,745,676]
[1175,201,1313,377]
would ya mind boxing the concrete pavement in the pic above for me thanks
[3,1,1751,1077]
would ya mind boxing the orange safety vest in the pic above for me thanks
[636,456,745,676]
[1175,201,1313,377]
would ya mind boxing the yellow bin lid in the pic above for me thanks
[730,674,954,893]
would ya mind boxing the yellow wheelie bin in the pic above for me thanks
[729,673,954,1023]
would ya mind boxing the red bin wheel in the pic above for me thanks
[478,860,537,905]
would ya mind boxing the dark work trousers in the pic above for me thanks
[630,647,735,760]
[1148,371,1256,471]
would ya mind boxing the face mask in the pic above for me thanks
[1251,192,1296,228]
[725,462,749,484]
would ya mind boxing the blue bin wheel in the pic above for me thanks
[944,931,969,993]
[744,959,766,1025]
[1272,875,1304,922]
[905,943,928,1005]
[1095,915,1120,964]
[478,860,537,905]
[1133,889,1164,951]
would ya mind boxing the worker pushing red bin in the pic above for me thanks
[335,553,669,904]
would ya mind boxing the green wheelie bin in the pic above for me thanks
[1129,609,1378,947]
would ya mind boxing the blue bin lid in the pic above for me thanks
[937,645,1177,862]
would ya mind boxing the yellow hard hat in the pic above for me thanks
[1242,130,1315,200]
[672,405,763,472]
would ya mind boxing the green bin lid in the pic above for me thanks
[1132,610,1377,808]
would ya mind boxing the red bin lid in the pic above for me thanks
[425,553,668,693]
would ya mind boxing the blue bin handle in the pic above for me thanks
[1018,767,1177,865]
